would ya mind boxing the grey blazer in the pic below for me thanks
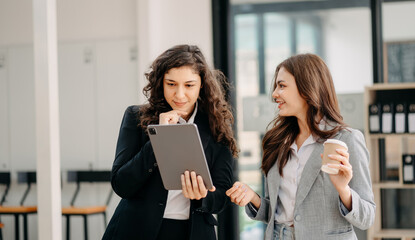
[246,128,375,240]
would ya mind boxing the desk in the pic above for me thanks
[0,206,37,240]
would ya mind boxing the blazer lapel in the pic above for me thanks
[295,143,323,208]
[267,162,281,209]
[193,110,211,153]
[294,123,342,208]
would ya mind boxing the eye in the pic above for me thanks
[278,83,285,89]
[166,83,175,86]
[186,84,195,88]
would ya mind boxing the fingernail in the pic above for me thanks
[328,154,333,157]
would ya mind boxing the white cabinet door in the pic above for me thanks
[0,48,9,170]
[8,46,36,170]
[58,43,96,169]
[95,39,138,168]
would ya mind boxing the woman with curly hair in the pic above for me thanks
[103,44,238,240]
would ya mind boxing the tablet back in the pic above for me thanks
[147,124,213,190]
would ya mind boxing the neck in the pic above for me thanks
[297,116,310,137]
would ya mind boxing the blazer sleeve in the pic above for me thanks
[194,144,234,214]
[110,106,158,199]
[245,177,271,223]
[339,129,376,230]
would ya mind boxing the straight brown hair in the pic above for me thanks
[261,53,346,176]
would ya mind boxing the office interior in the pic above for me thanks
[0,0,414,239]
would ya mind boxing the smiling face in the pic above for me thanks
[163,66,202,115]
[272,67,308,120]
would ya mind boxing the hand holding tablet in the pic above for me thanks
[181,170,216,200]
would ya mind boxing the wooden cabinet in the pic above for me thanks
[365,83,415,240]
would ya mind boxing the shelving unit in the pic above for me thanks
[365,83,415,240]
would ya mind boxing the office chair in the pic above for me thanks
[61,170,112,240]
[0,171,37,240]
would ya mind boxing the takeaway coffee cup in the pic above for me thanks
[321,139,348,174]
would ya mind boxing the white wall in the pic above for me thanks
[0,1,33,45]
[137,0,213,102]
[0,0,213,239]
[320,8,373,94]
[383,1,415,41]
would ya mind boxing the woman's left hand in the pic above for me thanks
[322,148,353,210]
[324,148,353,191]
[181,171,216,200]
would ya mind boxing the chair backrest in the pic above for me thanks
[0,172,11,205]
[17,171,36,206]
[67,170,112,206]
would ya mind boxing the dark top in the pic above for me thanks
[102,105,234,240]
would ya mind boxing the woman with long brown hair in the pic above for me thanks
[227,54,375,239]
[103,44,237,240]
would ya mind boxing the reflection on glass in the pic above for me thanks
[234,13,264,240]
[264,14,290,95]
[383,1,415,84]
[239,170,264,240]
[296,17,319,54]
[235,14,259,97]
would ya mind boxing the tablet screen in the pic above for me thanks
[147,124,213,190]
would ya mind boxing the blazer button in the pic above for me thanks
[294,215,301,222]
[154,163,158,167]
[148,169,153,173]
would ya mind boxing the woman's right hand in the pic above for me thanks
[159,110,189,125]
[226,181,260,208]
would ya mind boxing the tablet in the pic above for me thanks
[147,123,213,190]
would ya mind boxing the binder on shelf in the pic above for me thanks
[378,138,387,181]
[381,103,394,133]
[369,103,381,133]
[394,103,407,133]
[409,103,415,133]
[402,154,415,184]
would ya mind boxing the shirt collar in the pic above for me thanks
[290,117,328,150]
[178,101,198,124]
[289,117,338,150]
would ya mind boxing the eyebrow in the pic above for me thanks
[164,79,198,83]
[276,80,286,84]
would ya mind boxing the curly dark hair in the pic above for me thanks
[139,44,238,157]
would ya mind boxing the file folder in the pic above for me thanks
[394,103,407,133]
[381,103,394,133]
[369,103,381,133]
[409,103,415,133]
[402,154,415,184]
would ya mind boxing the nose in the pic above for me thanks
[272,87,279,99]
[175,86,185,99]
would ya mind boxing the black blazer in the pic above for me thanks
[102,105,234,240]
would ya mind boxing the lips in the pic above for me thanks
[173,101,187,107]
[276,100,285,109]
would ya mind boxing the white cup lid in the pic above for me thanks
[323,139,348,150]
